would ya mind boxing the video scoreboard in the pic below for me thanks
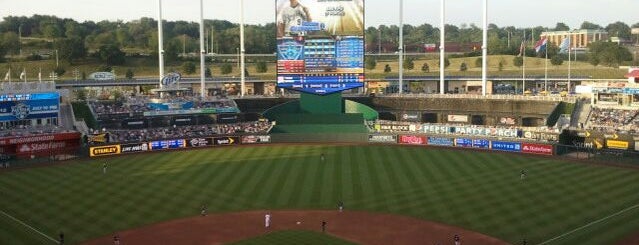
[276,0,364,95]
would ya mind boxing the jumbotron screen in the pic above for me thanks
[276,0,364,95]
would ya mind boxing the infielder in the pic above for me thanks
[265,213,271,228]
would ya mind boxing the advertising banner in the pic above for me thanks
[401,112,421,122]
[427,137,454,146]
[90,145,121,157]
[188,138,214,147]
[447,115,468,123]
[88,133,109,144]
[0,132,80,146]
[472,139,490,149]
[490,141,522,152]
[276,0,365,95]
[422,125,452,135]
[17,141,71,154]
[521,143,553,155]
[368,135,397,143]
[214,136,240,146]
[379,124,411,132]
[120,143,150,153]
[499,117,516,125]
[455,138,473,147]
[241,135,272,144]
[523,131,559,142]
[635,141,639,151]
[398,135,427,145]
[89,72,116,80]
[0,93,59,122]
[453,126,518,138]
[150,139,186,150]
[606,140,629,150]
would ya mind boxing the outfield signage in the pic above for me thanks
[635,141,639,151]
[379,124,411,132]
[120,143,150,153]
[368,135,397,143]
[472,139,490,149]
[521,143,553,155]
[401,113,421,122]
[490,141,522,152]
[422,125,452,135]
[447,115,468,123]
[188,138,214,147]
[88,72,115,80]
[142,107,240,117]
[606,140,629,150]
[454,126,518,138]
[427,137,454,146]
[214,137,239,145]
[0,132,80,146]
[150,139,186,150]
[523,131,559,142]
[241,135,271,144]
[398,135,426,145]
[90,145,121,157]
[17,141,69,154]
[455,138,473,147]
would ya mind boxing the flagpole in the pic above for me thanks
[398,0,403,94]
[568,36,571,93]
[199,0,205,98]
[481,0,488,96]
[439,0,445,95]
[544,43,548,93]
[522,29,526,94]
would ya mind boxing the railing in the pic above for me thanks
[0,82,56,93]
[378,93,577,102]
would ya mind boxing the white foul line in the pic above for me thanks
[0,209,58,243]
[538,203,639,245]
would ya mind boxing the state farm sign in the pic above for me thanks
[17,141,67,153]
[522,143,553,155]
[398,135,427,145]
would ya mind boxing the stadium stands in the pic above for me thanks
[586,107,639,134]
[105,121,272,143]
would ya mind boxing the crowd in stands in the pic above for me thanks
[106,121,272,143]
[0,124,74,138]
[90,96,238,117]
[587,107,639,134]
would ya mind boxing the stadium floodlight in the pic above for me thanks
[158,0,165,90]
[240,0,246,97]
[482,0,488,96]
[439,0,445,95]
[398,0,403,95]
[199,0,205,98]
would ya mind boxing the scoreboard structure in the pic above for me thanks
[276,0,364,95]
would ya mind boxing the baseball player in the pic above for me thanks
[103,163,107,174]
[454,234,460,245]
[265,213,271,228]
[520,169,526,180]
[322,220,327,232]
[320,153,325,162]
[200,204,207,216]
[113,234,120,245]
[59,232,65,245]
[338,200,344,212]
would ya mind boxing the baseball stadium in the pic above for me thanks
[2,0,639,245]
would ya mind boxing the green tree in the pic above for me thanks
[384,64,391,73]
[1,32,20,55]
[365,57,377,70]
[220,63,233,74]
[54,66,66,76]
[550,55,564,66]
[475,57,482,68]
[404,57,414,70]
[513,56,523,67]
[255,61,268,73]
[98,45,125,66]
[580,21,602,30]
[182,61,196,74]
[421,62,430,72]
[588,41,633,67]
[460,62,467,71]
[54,37,87,64]
[443,58,450,68]
[554,22,570,31]
[125,68,134,79]
[205,67,212,78]
[605,21,631,39]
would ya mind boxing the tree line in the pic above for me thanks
[0,15,637,67]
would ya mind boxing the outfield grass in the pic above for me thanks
[0,145,639,244]
[229,230,356,245]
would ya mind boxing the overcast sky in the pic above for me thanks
[3,0,638,29]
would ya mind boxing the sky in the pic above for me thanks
[2,0,639,29]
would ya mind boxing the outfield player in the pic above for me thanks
[265,213,271,228]
[200,204,207,216]
[338,200,343,212]
[59,232,65,245]
[520,169,526,180]
[320,153,325,162]
[321,220,327,232]
[103,163,107,174]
